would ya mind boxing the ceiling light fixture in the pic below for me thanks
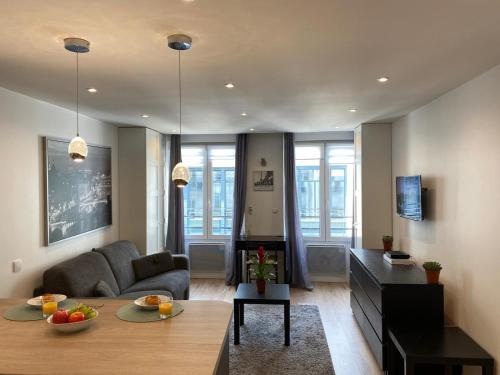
[224,82,235,88]
[140,114,149,118]
[87,87,97,93]
[377,76,389,83]
[168,34,192,188]
[348,108,357,113]
[249,128,255,132]
[65,37,89,162]
[241,112,247,116]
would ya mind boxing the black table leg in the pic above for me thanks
[482,363,494,375]
[235,251,241,286]
[240,303,244,326]
[284,302,290,346]
[234,301,240,345]
[404,358,415,375]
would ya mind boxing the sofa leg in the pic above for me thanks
[184,286,190,300]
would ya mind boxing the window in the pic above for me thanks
[182,144,235,238]
[295,143,354,241]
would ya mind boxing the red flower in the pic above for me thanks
[257,246,265,265]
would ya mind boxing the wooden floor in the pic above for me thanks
[190,279,383,375]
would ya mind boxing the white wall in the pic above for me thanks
[118,128,147,253]
[245,133,284,236]
[392,64,500,374]
[357,123,393,248]
[0,87,119,298]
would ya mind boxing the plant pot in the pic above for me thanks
[383,241,393,251]
[425,270,441,284]
[256,279,266,294]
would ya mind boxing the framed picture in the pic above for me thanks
[44,137,112,245]
[253,170,274,191]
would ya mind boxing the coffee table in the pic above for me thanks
[233,283,290,346]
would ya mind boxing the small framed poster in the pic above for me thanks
[253,170,274,191]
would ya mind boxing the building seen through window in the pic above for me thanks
[295,143,354,240]
[182,145,235,238]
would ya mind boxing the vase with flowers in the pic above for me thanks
[249,246,275,294]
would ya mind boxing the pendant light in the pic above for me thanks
[168,34,192,188]
[64,37,89,162]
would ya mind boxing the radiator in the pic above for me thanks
[306,244,347,282]
[188,242,226,277]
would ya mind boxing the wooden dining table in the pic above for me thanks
[0,299,232,375]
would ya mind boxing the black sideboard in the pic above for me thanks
[349,248,444,370]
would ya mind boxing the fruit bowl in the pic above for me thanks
[47,309,98,333]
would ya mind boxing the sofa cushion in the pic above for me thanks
[132,251,176,281]
[94,280,117,298]
[172,254,190,271]
[123,270,189,300]
[117,290,173,300]
[93,240,140,291]
[43,252,120,297]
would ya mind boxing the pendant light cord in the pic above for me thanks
[178,50,182,139]
[76,52,80,136]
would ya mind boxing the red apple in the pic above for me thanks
[68,311,85,323]
[52,310,69,324]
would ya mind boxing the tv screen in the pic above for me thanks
[396,175,424,221]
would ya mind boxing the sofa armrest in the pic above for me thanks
[172,254,190,271]
[33,285,45,298]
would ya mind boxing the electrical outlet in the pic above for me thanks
[12,259,23,273]
[248,206,253,215]
[272,208,278,214]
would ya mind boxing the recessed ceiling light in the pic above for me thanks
[249,128,255,132]
[335,126,340,129]
[140,114,149,118]
[348,108,357,113]
[224,82,235,88]
[377,76,389,83]
[87,88,97,93]
[241,112,247,116]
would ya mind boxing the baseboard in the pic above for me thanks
[191,272,225,279]
[310,274,347,283]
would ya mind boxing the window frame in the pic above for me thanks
[295,141,353,242]
[182,143,235,240]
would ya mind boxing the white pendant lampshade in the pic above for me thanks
[172,161,190,187]
[68,136,88,162]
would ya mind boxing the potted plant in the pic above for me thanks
[422,261,442,284]
[382,235,393,251]
[249,246,275,293]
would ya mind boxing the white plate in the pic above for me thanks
[47,310,98,333]
[27,294,67,307]
[134,295,172,310]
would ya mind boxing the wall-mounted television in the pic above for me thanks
[396,175,425,221]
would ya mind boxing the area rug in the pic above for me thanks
[229,304,335,375]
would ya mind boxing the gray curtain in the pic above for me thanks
[226,133,249,285]
[166,134,185,254]
[284,133,313,290]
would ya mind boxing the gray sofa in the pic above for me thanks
[39,240,190,300]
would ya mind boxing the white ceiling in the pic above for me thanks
[1,0,500,134]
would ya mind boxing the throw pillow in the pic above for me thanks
[132,251,176,281]
[94,280,117,298]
